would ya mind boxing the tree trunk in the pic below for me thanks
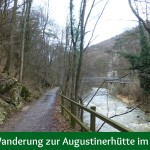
[19,0,32,82]
[3,0,18,74]
[75,0,86,101]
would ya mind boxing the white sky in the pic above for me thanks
[33,0,138,44]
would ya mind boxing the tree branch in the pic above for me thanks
[85,72,132,107]
[128,0,150,35]
[84,0,110,51]
[97,102,145,132]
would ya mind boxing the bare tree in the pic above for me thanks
[3,0,18,74]
[19,0,32,82]
[128,0,150,38]
[65,0,110,101]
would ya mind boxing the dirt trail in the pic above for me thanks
[0,87,59,132]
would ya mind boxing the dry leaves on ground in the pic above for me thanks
[49,95,80,132]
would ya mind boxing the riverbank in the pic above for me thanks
[116,94,150,122]
[116,94,137,105]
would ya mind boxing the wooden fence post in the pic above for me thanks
[80,98,84,132]
[61,97,64,115]
[71,101,75,128]
[90,106,96,132]
[79,106,84,132]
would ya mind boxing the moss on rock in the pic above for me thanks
[9,85,22,106]
[0,98,9,108]
[20,85,31,101]
[0,73,43,125]
[0,107,7,124]
[0,74,17,94]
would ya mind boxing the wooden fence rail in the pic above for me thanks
[60,94,133,132]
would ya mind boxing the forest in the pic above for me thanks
[0,0,150,131]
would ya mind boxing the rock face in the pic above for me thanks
[0,107,6,124]
[10,85,22,106]
[0,73,31,124]
[0,74,17,94]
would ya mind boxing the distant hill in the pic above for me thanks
[83,27,141,77]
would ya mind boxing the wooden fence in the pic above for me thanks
[60,94,133,132]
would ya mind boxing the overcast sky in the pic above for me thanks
[33,0,138,44]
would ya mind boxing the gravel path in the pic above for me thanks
[0,87,59,132]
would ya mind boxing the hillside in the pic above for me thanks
[82,27,144,103]
[83,27,141,78]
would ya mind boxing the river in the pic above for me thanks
[83,88,150,132]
